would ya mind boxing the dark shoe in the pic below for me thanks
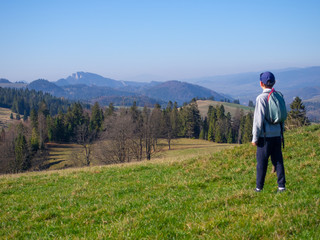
[277,187,286,193]
[254,188,262,192]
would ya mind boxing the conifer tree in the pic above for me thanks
[183,100,201,138]
[53,112,65,142]
[214,122,224,143]
[214,105,228,143]
[23,110,28,121]
[207,105,217,141]
[226,112,233,143]
[162,107,173,149]
[242,112,253,143]
[208,121,215,141]
[130,101,140,123]
[105,102,115,117]
[286,97,310,129]
[170,102,180,139]
[30,128,39,151]
[166,101,173,112]
[13,133,30,172]
[234,109,245,144]
[30,108,38,129]
[227,128,233,143]
[200,116,208,140]
[90,102,103,131]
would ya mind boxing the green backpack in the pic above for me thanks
[266,88,287,124]
[264,88,287,148]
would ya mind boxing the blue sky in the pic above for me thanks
[1,0,320,82]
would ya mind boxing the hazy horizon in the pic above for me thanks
[2,65,320,84]
[1,1,320,82]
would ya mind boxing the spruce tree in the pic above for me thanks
[13,133,30,172]
[90,102,103,131]
[208,121,215,141]
[207,106,217,142]
[170,102,180,139]
[286,97,310,129]
[214,122,223,143]
[105,102,115,117]
[30,128,39,151]
[226,112,233,143]
[242,112,253,143]
[23,110,28,121]
[30,108,38,129]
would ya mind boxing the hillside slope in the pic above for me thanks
[142,80,230,105]
[0,107,22,129]
[0,125,319,239]
[27,79,66,97]
[196,100,253,118]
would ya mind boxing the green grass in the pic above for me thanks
[1,125,319,239]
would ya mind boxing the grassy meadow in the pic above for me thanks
[0,107,20,129]
[0,125,319,239]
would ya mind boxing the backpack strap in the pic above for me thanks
[267,88,275,101]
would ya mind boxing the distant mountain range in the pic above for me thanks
[15,72,229,107]
[0,78,11,83]
[1,66,319,121]
[183,66,320,121]
[56,72,126,88]
[183,66,320,104]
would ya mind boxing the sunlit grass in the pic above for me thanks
[0,125,319,239]
[0,107,20,129]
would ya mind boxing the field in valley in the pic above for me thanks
[196,100,254,118]
[43,139,235,171]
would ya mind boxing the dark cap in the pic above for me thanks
[260,71,275,86]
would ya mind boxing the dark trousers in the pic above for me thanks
[256,137,286,189]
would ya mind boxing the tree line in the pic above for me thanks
[0,98,253,173]
[0,94,309,174]
[0,87,86,118]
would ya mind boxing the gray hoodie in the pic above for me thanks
[252,88,282,143]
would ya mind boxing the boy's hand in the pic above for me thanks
[251,142,257,146]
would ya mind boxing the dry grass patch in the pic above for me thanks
[196,100,253,118]
[0,107,22,129]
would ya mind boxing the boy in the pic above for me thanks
[252,71,286,193]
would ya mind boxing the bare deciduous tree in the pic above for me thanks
[74,124,96,166]
[38,112,47,150]
[97,113,136,164]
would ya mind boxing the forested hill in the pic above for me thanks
[141,80,229,104]
[0,87,76,117]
